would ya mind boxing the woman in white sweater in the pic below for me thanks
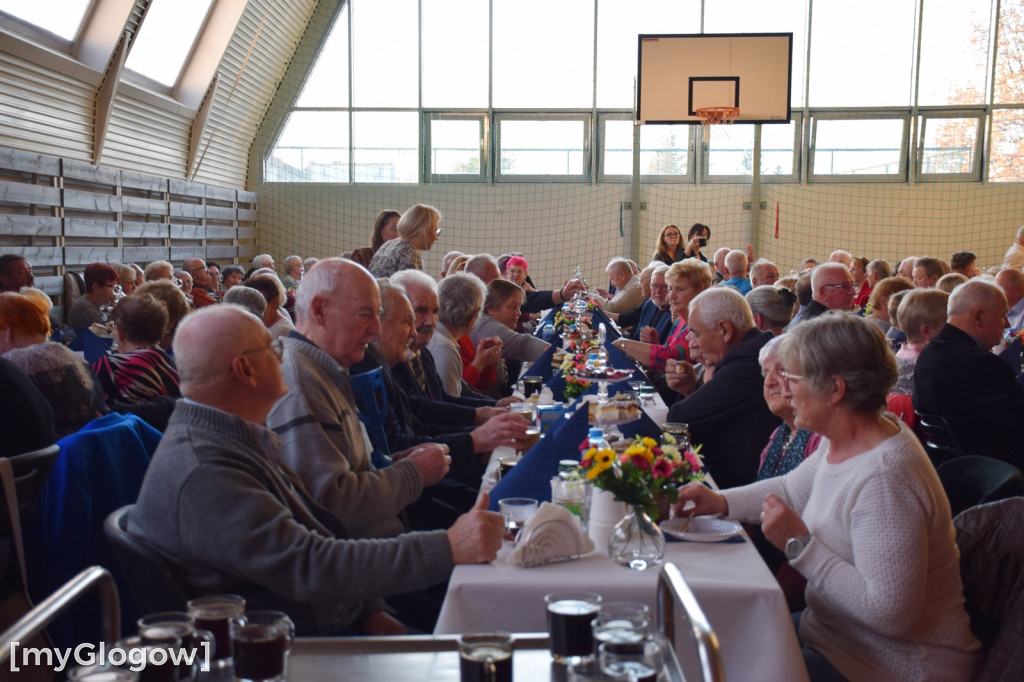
[674,313,980,682]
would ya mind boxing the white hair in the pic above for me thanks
[689,287,754,333]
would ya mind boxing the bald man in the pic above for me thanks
[266,258,453,539]
[129,305,503,636]
[720,249,752,295]
[182,257,218,307]
[996,267,1024,331]
[1001,225,1024,270]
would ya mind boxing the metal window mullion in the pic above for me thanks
[347,0,354,184]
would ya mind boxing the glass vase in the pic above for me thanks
[608,506,666,571]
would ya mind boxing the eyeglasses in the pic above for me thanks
[435,226,443,237]
[187,266,207,273]
[820,282,855,291]
[240,337,284,363]
[778,369,804,387]
[650,284,669,291]
[663,232,680,238]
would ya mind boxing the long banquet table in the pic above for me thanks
[436,305,809,681]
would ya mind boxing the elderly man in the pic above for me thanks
[720,249,752,295]
[828,249,853,267]
[593,257,644,314]
[0,254,34,291]
[618,265,673,342]
[996,267,1024,330]
[788,262,854,327]
[182,257,218,307]
[352,278,526,488]
[144,260,174,282]
[67,262,118,333]
[663,287,780,488]
[950,251,980,279]
[913,256,944,289]
[391,270,509,408]
[750,259,780,288]
[253,253,275,271]
[464,254,501,285]
[266,258,453,539]
[712,247,730,284]
[129,305,503,636]
[897,256,918,280]
[914,279,1024,472]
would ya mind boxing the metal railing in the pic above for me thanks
[657,562,725,682]
[0,566,121,665]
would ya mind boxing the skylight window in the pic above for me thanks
[0,0,90,41]
[125,0,214,87]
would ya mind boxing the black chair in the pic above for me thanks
[915,411,966,468]
[5,443,60,522]
[937,456,1024,518]
[103,505,191,614]
[953,498,1024,682]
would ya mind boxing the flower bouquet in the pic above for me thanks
[559,350,594,401]
[580,434,704,522]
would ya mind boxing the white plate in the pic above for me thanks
[660,516,743,542]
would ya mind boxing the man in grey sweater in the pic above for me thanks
[129,305,503,635]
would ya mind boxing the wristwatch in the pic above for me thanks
[784,534,811,560]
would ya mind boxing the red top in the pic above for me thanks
[458,335,497,391]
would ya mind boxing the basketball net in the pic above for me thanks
[695,106,740,143]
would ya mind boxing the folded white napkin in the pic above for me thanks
[508,502,595,566]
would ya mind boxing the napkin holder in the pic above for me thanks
[512,503,595,568]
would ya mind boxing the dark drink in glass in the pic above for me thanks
[187,594,245,668]
[233,624,288,680]
[544,592,602,663]
[523,376,544,398]
[458,632,514,682]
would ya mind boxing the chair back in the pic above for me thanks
[938,456,1024,518]
[348,367,393,467]
[915,411,965,467]
[62,271,85,324]
[5,443,60,522]
[103,505,191,614]
[657,562,725,682]
[954,498,1024,682]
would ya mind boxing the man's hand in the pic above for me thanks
[639,326,659,344]
[665,359,698,397]
[596,287,611,299]
[399,443,451,487]
[361,610,407,636]
[470,412,528,453]
[558,279,586,303]
[474,406,506,425]
[494,396,518,408]
[760,494,809,552]
[447,492,504,564]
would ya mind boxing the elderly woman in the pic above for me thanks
[612,259,713,370]
[865,276,914,335]
[92,294,180,405]
[114,263,138,296]
[368,204,442,278]
[0,289,106,436]
[133,280,191,352]
[674,314,980,681]
[426,272,503,397]
[282,255,305,290]
[891,289,948,395]
[746,285,797,335]
[350,210,401,268]
[756,335,821,480]
[849,256,871,310]
[472,279,551,390]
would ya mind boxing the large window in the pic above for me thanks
[261,0,1024,184]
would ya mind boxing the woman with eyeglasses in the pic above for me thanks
[655,223,711,265]
[673,313,980,682]
[368,204,443,278]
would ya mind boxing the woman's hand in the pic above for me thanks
[686,235,702,255]
[671,482,728,518]
[638,326,659,344]
[472,337,503,370]
[760,494,809,552]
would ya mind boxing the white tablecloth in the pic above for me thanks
[435,538,809,682]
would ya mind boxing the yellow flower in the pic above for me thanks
[624,444,647,458]
[641,437,658,450]
[586,448,615,479]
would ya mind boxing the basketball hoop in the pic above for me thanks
[695,106,740,143]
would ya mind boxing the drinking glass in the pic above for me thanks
[544,592,602,664]
[231,611,295,682]
[498,497,538,544]
[137,611,214,678]
[458,631,514,682]
[599,639,664,682]
[186,594,245,669]
[591,602,650,656]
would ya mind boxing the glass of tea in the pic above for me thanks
[498,497,538,544]
[544,592,602,664]
[458,631,514,682]
[599,639,664,682]
[231,611,295,682]
[186,594,245,669]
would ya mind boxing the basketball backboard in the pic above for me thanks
[636,33,793,125]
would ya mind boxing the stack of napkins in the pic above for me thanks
[508,502,595,567]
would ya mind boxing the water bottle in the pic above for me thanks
[588,427,609,451]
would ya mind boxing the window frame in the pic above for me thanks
[423,111,489,183]
[915,108,986,182]
[493,112,592,183]
[599,112,696,184]
[808,110,911,183]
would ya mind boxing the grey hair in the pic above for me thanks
[757,333,786,367]
[746,285,796,329]
[377,278,409,319]
[606,258,632,277]
[438,272,485,328]
[223,286,267,318]
[144,260,173,281]
[285,255,302,270]
[867,259,892,280]
[778,313,896,415]
[391,268,438,294]
[652,264,670,279]
[948,278,1006,318]
[441,250,464,274]
[688,287,754,333]
[295,257,349,320]
[750,259,777,280]
[810,262,850,290]
[465,253,499,279]
[724,250,748,276]
[253,254,274,269]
